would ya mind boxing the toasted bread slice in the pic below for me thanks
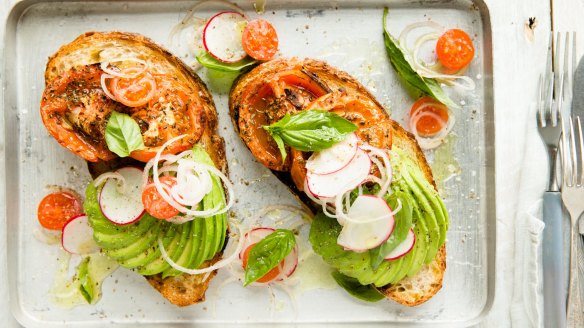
[229,58,445,306]
[43,31,228,306]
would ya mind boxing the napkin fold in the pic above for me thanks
[510,104,547,328]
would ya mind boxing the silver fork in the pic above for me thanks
[561,116,584,327]
[538,32,568,328]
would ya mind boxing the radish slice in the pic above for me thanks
[61,215,100,255]
[384,228,416,260]
[306,148,371,199]
[337,195,395,252]
[305,133,358,175]
[239,227,275,259]
[203,11,248,63]
[277,245,298,280]
[99,167,145,225]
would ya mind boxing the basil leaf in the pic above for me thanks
[263,110,358,160]
[105,111,145,157]
[244,229,296,286]
[77,257,94,304]
[331,270,385,302]
[279,126,349,151]
[370,191,413,269]
[196,51,257,73]
[382,8,459,109]
[272,110,330,131]
[272,134,287,161]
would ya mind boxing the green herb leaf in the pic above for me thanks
[272,134,287,161]
[331,270,385,302]
[196,51,257,73]
[370,191,414,269]
[105,111,145,157]
[77,257,94,304]
[263,110,358,160]
[244,229,296,286]
[382,8,459,109]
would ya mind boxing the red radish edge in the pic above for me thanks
[384,228,416,260]
[61,214,99,255]
[99,166,145,226]
[203,11,248,63]
[306,148,372,199]
[305,133,359,175]
[337,195,395,252]
[239,227,298,282]
[277,245,298,280]
[239,227,275,259]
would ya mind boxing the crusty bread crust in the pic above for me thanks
[229,58,445,306]
[45,31,227,306]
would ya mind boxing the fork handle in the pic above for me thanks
[567,220,584,327]
[542,192,566,328]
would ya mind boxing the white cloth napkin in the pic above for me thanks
[510,104,547,328]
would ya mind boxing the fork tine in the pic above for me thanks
[538,74,546,126]
[572,32,577,87]
[553,32,565,127]
[570,116,578,187]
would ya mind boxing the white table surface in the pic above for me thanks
[0,0,581,326]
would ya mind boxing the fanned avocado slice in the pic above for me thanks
[409,164,448,251]
[93,216,156,250]
[390,240,417,283]
[137,223,181,275]
[121,241,162,269]
[104,220,161,262]
[188,217,205,269]
[400,163,440,264]
[407,218,429,277]
[162,221,194,278]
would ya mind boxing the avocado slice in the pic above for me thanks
[390,241,417,283]
[162,221,194,278]
[104,221,161,262]
[187,216,205,269]
[93,217,156,250]
[137,223,181,275]
[400,163,440,263]
[407,218,429,277]
[410,164,448,250]
[120,221,176,272]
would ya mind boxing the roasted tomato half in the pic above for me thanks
[40,64,204,162]
[236,69,330,171]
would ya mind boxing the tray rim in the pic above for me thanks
[2,0,496,327]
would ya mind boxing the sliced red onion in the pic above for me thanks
[100,74,117,101]
[100,58,148,78]
[93,171,125,194]
[409,105,456,150]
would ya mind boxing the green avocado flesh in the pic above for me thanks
[83,145,228,277]
[309,148,448,287]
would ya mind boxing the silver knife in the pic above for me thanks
[572,56,584,238]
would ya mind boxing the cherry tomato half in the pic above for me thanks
[436,29,475,70]
[37,191,83,230]
[409,96,450,137]
[242,19,279,61]
[242,243,284,283]
[142,176,180,220]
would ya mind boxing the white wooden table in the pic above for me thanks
[0,0,580,326]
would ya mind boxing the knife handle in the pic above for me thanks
[542,192,566,328]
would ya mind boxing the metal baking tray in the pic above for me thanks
[3,0,495,326]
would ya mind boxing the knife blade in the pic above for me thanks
[572,56,584,238]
